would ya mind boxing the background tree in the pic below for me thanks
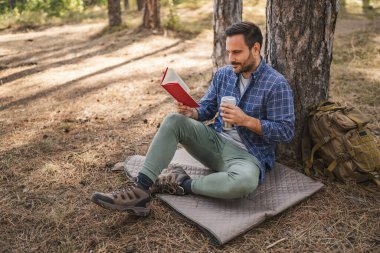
[265,0,340,161]
[143,0,160,29]
[163,0,180,31]
[362,0,373,12]
[212,0,242,71]
[340,0,346,12]
[137,0,144,11]
[9,0,16,9]
[108,0,122,26]
[124,0,129,11]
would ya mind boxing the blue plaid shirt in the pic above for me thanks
[197,59,295,182]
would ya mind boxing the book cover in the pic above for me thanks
[160,67,200,108]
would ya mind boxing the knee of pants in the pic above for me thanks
[161,113,188,131]
[223,173,258,199]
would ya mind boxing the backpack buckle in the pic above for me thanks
[322,135,333,144]
[370,171,380,179]
[336,153,351,162]
[322,136,330,144]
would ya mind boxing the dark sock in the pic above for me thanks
[137,172,154,191]
[181,178,193,194]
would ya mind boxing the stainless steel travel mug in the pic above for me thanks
[221,96,237,130]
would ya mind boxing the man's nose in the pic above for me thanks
[228,53,234,63]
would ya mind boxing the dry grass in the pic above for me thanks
[1,1,380,252]
[331,10,380,134]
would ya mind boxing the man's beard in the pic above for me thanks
[232,54,255,74]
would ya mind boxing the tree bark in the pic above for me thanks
[137,0,144,11]
[9,0,16,9]
[108,0,122,26]
[143,0,160,29]
[212,0,242,72]
[362,0,372,11]
[265,0,339,161]
[124,0,129,11]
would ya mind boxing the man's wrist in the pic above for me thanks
[242,115,262,135]
[191,108,199,120]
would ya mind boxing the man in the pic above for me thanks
[91,22,295,216]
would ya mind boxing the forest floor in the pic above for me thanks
[0,1,379,252]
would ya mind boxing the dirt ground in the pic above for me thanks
[0,1,380,253]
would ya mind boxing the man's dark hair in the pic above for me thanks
[225,21,263,50]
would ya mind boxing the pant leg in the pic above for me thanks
[191,140,261,199]
[140,113,260,199]
[140,113,226,182]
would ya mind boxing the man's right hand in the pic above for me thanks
[175,102,198,120]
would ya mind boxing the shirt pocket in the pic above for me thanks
[244,99,264,118]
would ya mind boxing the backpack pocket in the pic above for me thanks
[331,110,357,131]
[343,129,380,175]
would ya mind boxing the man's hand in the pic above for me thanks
[220,103,262,135]
[176,102,198,120]
[220,103,247,126]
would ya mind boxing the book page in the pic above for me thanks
[162,68,190,93]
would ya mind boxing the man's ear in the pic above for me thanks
[251,42,261,56]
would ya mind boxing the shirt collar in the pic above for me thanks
[251,56,266,80]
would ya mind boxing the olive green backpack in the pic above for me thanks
[302,101,380,187]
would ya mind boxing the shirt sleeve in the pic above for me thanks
[196,71,220,122]
[260,80,295,144]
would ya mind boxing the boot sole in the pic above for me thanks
[91,195,151,217]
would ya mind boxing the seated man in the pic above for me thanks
[91,21,295,216]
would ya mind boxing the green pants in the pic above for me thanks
[140,113,260,199]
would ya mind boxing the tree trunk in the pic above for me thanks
[9,0,16,9]
[362,0,372,12]
[108,0,122,26]
[124,0,129,11]
[212,0,242,72]
[137,0,144,11]
[265,0,339,161]
[143,0,160,29]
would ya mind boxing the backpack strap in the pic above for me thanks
[304,134,336,176]
[368,171,380,188]
[345,113,365,129]
[325,150,357,182]
[325,160,337,181]
[311,101,345,114]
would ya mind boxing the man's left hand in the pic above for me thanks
[220,103,248,127]
[220,103,263,135]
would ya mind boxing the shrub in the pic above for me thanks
[163,0,181,30]
[0,0,84,17]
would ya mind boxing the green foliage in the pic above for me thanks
[175,0,205,9]
[0,0,92,17]
[0,8,48,29]
[0,2,108,30]
[161,0,178,6]
[163,0,181,30]
[161,0,200,7]
[83,0,107,7]
[50,0,84,16]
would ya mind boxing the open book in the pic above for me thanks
[160,67,200,108]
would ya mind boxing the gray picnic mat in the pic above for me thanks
[123,149,324,245]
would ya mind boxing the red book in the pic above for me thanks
[160,67,200,108]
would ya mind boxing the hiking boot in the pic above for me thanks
[150,166,191,195]
[91,185,151,216]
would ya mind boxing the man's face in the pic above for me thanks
[226,34,257,74]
